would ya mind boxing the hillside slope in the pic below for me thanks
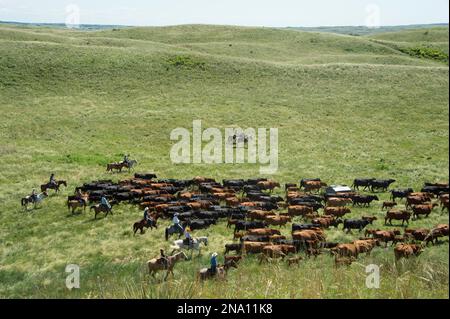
[0,25,448,298]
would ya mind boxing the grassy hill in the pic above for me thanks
[0,24,448,298]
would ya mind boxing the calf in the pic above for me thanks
[224,243,242,255]
[382,201,397,210]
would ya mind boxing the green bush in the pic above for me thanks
[401,46,449,64]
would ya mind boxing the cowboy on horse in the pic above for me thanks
[75,188,86,205]
[157,248,169,269]
[122,154,130,166]
[208,252,218,275]
[49,173,57,187]
[172,213,183,232]
[144,207,154,226]
[183,227,193,247]
[30,189,38,202]
[100,195,111,211]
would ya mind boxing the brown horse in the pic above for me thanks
[106,162,126,173]
[90,204,112,219]
[197,260,237,281]
[41,180,67,193]
[147,251,188,280]
[133,214,159,234]
[67,193,89,214]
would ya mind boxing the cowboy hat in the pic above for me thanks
[212,252,218,257]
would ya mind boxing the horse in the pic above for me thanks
[147,251,188,280]
[170,237,208,256]
[165,224,185,241]
[90,204,112,219]
[106,162,126,173]
[40,180,67,193]
[21,192,48,210]
[123,159,138,172]
[197,260,237,281]
[133,217,158,234]
[67,194,89,214]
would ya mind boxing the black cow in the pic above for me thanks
[194,211,219,219]
[224,243,242,254]
[223,179,245,188]
[390,188,414,201]
[370,179,396,192]
[342,219,371,232]
[291,223,321,232]
[185,218,216,230]
[234,220,266,233]
[352,195,379,207]
[240,235,270,242]
[351,178,375,190]
[421,185,450,196]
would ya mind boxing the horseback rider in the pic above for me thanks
[158,248,169,269]
[208,252,218,275]
[75,188,86,205]
[100,195,111,211]
[30,189,38,202]
[123,154,130,166]
[183,227,193,246]
[49,173,57,187]
[172,213,183,233]
[143,207,153,226]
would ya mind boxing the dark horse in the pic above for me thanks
[90,204,112,219]
[165,224,185,241]
[41,180,67,193]
[133,217,158,235]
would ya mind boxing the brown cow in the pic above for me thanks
[257,180,280,192]
[373,230,401,247]
[394,243,423,260]
[404,228,430,241]
[331,243,358,258]
[326,197,352,207]
[247,228,281,236]
[288,205,313,217]
[405,196,431,208]
[292,229,325,242]
[323,206,351,217]
[248,210,276,221]
[264,215,291,227]
[412,203,438,219]
[384,209,411,226]
[242,241,270,254]
[353,239,379,255]
[303,181,327,193]
[382,201,397,210]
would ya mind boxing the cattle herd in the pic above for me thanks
[65,174,450,272]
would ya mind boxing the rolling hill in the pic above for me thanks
[0,24,448,298]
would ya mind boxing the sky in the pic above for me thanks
[0,0,448,27]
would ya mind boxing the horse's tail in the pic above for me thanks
[21,198,26,206]
[165,227,169,241]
